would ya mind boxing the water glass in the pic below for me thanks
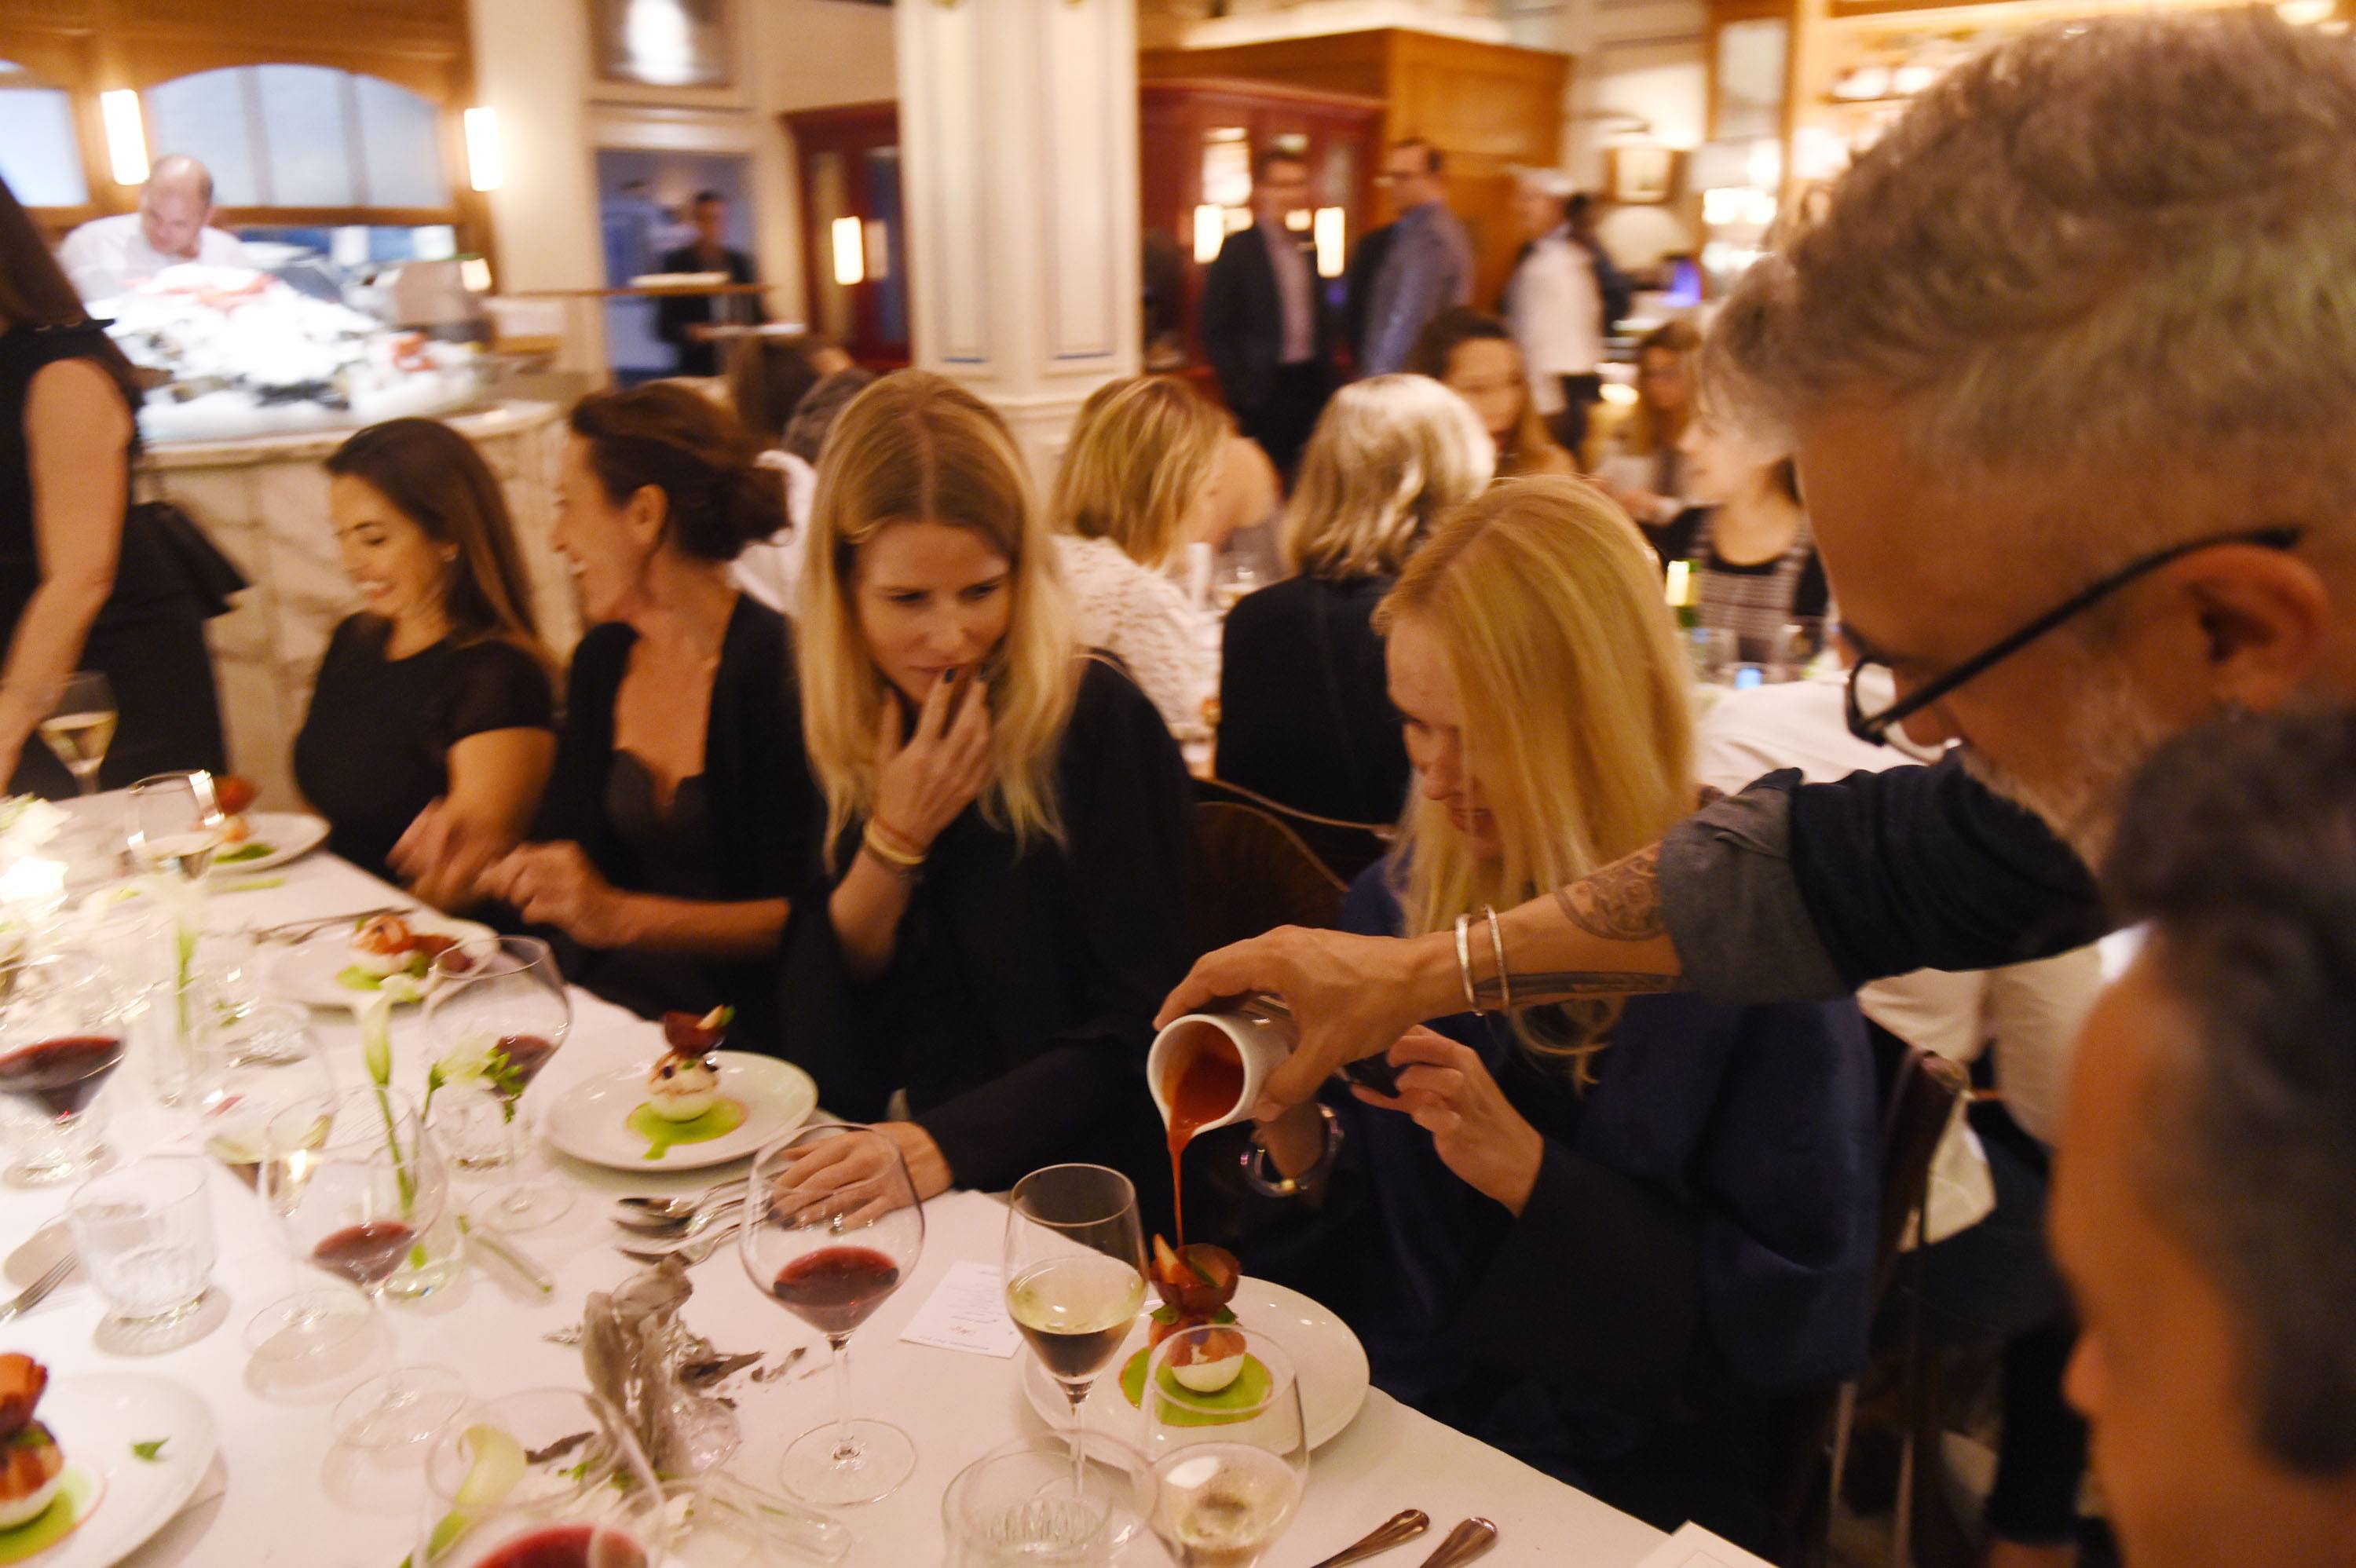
[1140,1326,1309,1568]
[1692,626,1740,685]
[67,1157,216,1325]
[944,1435,1149,1568]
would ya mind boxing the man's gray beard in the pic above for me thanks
[1957,671,2179,869]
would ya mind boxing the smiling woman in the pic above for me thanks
[779,371,1194,1213]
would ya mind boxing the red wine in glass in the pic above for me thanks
[311,1221,417,1288]
[0,1035,123,1120]
[466,1525,647,1568]
[770,1245,902,1336]
[492,1035,559,1102]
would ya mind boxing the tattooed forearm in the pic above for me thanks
[1475,970,1681,1004]
[1551,844,1667,943]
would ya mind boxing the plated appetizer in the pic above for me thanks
[210,776,272,864]
[1121,1238,1262,1407]
[0,1354,64,1531]
[338,912,474,1000]
[627,1007,747,1158]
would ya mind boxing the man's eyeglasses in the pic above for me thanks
[1845,524,2305,745]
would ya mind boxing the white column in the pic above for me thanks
[895,0,1143,486]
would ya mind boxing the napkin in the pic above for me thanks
[579,1255,741,1478]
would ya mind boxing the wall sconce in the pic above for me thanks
[460,257,494,293]
[100,90,148,187]
[1192,204,1224,265]
[832,217,865,286]
[464,107,503,192]
[1312,207,1345,280]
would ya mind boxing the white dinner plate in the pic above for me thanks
[1021,1276,1370,1449]
[209,810,329,875]
[5,1373,218,1568]
[264,912,496,1011]
[543,1050,818,1171]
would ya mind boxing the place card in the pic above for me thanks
[897,1259,1023,1358]
[1630,1522,1776,1568]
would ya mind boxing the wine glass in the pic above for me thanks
[1140,1326,1309,1568]
[423,937,572,1230]
[415,1388,669,1568]
[37,671,117,799]
[738,1123,925,1507]
[1004,1164,1147,1491]
[193,1003,336,1192]
[0,952,127,1184]
[271,1086,447,1317]
[126,770,225,881]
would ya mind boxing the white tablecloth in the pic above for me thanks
[0,834,1668,1566]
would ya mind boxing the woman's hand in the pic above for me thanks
[477,841,633,948]
[869,670,992,853]
[391,798,503,908]
[774,1120,952,1206]
[1352,1027,1546,1215]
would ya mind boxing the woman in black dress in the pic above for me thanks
[1216,373,1493,825]
[779,372,1191,1203]
[294,418,556,902]
[469,385,810,1045]
[0,174,225,796]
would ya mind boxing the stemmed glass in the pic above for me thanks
[1004,1164,1147,1489]
[415,1388,669,1568]
[739,1123,925,1507]
[126,770,225,881]
[37,671,117,799]
[267,1085,447,1338]
[193,1003,335,1192]
[1140,1326,1309,1568]
[423,937,573,1230]
[0,952,128,1184]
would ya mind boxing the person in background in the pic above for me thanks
[723,335,825,617]
[1410,308,1575,479]
[780,342,876,466]
[298,420,555,906]
[1218,374,1493,824]
[1199,146,1336,477]
[655,191,762,379]
[0,173,226,797]
[2058,707,2356,1568]
[459,386,812,1047]
[1670,391,1827,666]
[1502,174,1604,455]
[1565,193,1633,344]
[777,372,1191,1204]
[1049,377,1225,740]
[1356,140,1474,377]
[1698,653,2102,1568]
[1593,320,1700,554]
[57,155,251,302]
[1257,479,1875,1549]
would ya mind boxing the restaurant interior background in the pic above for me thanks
[2,0,2343,810]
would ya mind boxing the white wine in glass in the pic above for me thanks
[126,771,225,881]
[1004,1164,1147,1493]
[38,671,117,799]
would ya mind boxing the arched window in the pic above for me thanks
[143,65,447,211]
[0,60,89,208]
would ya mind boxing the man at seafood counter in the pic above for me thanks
[57,155,251,302]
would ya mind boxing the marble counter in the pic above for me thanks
[139,399,583,810]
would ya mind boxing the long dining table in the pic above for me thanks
[0,808,1670,1566]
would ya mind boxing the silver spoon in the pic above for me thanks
[1304,1508,1430,1568]
[616,1229,732,1267]
[615,1181,743,1219]
[612,1196,743,1237]
[1416,1519,1498,1568]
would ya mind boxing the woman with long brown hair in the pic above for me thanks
[0,172,225,795]
[295,418,557,904]
[1410,308,1575,479]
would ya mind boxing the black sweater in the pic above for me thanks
[776,659,1193,1200]
[1216,574,1409,825]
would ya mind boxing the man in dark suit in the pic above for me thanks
[1199,148,1335,477]
[655,189,762,378]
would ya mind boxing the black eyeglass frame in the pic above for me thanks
[1844,524,2306,745]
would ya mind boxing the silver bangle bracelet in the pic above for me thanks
[1483,904,1511,1013]
[1454,912,1480,1013]
[1243,1104,1342,1198]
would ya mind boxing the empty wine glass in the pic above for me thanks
[37,671,117,799]
[423,937,572,1230]
[739,1123,924,1507]
[1140,1326,1309,1568]
[194,1003,335,1193]
[0,952,128,1184]
[126,771,225,882]
[1004,1165,1146,1491]
[415,1388,669,1568]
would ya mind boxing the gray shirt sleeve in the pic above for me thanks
[1659,778,1851,1003]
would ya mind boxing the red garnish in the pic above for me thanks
[215,775,259,817]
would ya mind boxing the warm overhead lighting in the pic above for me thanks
[832,217,865,286]
[2279,0,2334,24]
[1192,204,1224,265]
[1600,382,1638,408]
[463,107,503,192]
[1312,207,1345,280]
[460,257,493,293]
[1283,208,1311,232]
[100,90,148,186]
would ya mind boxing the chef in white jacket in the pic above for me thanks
[57,155,251,302]
[1500,170,1604,454]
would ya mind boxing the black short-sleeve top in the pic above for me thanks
[294,615,556,881]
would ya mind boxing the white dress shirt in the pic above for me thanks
[1504,228,1602,415]
[57,214,253,302]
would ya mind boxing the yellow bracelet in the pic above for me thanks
[862,819,927,871]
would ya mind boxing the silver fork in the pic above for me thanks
[0,1256,75,1324]
[616,1227,734,1267]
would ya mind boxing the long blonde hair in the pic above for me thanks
[1377,477,1695,1073]
[797,372,1081,862]
[1282,375,1494,581]
[1052,377,1228,569]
